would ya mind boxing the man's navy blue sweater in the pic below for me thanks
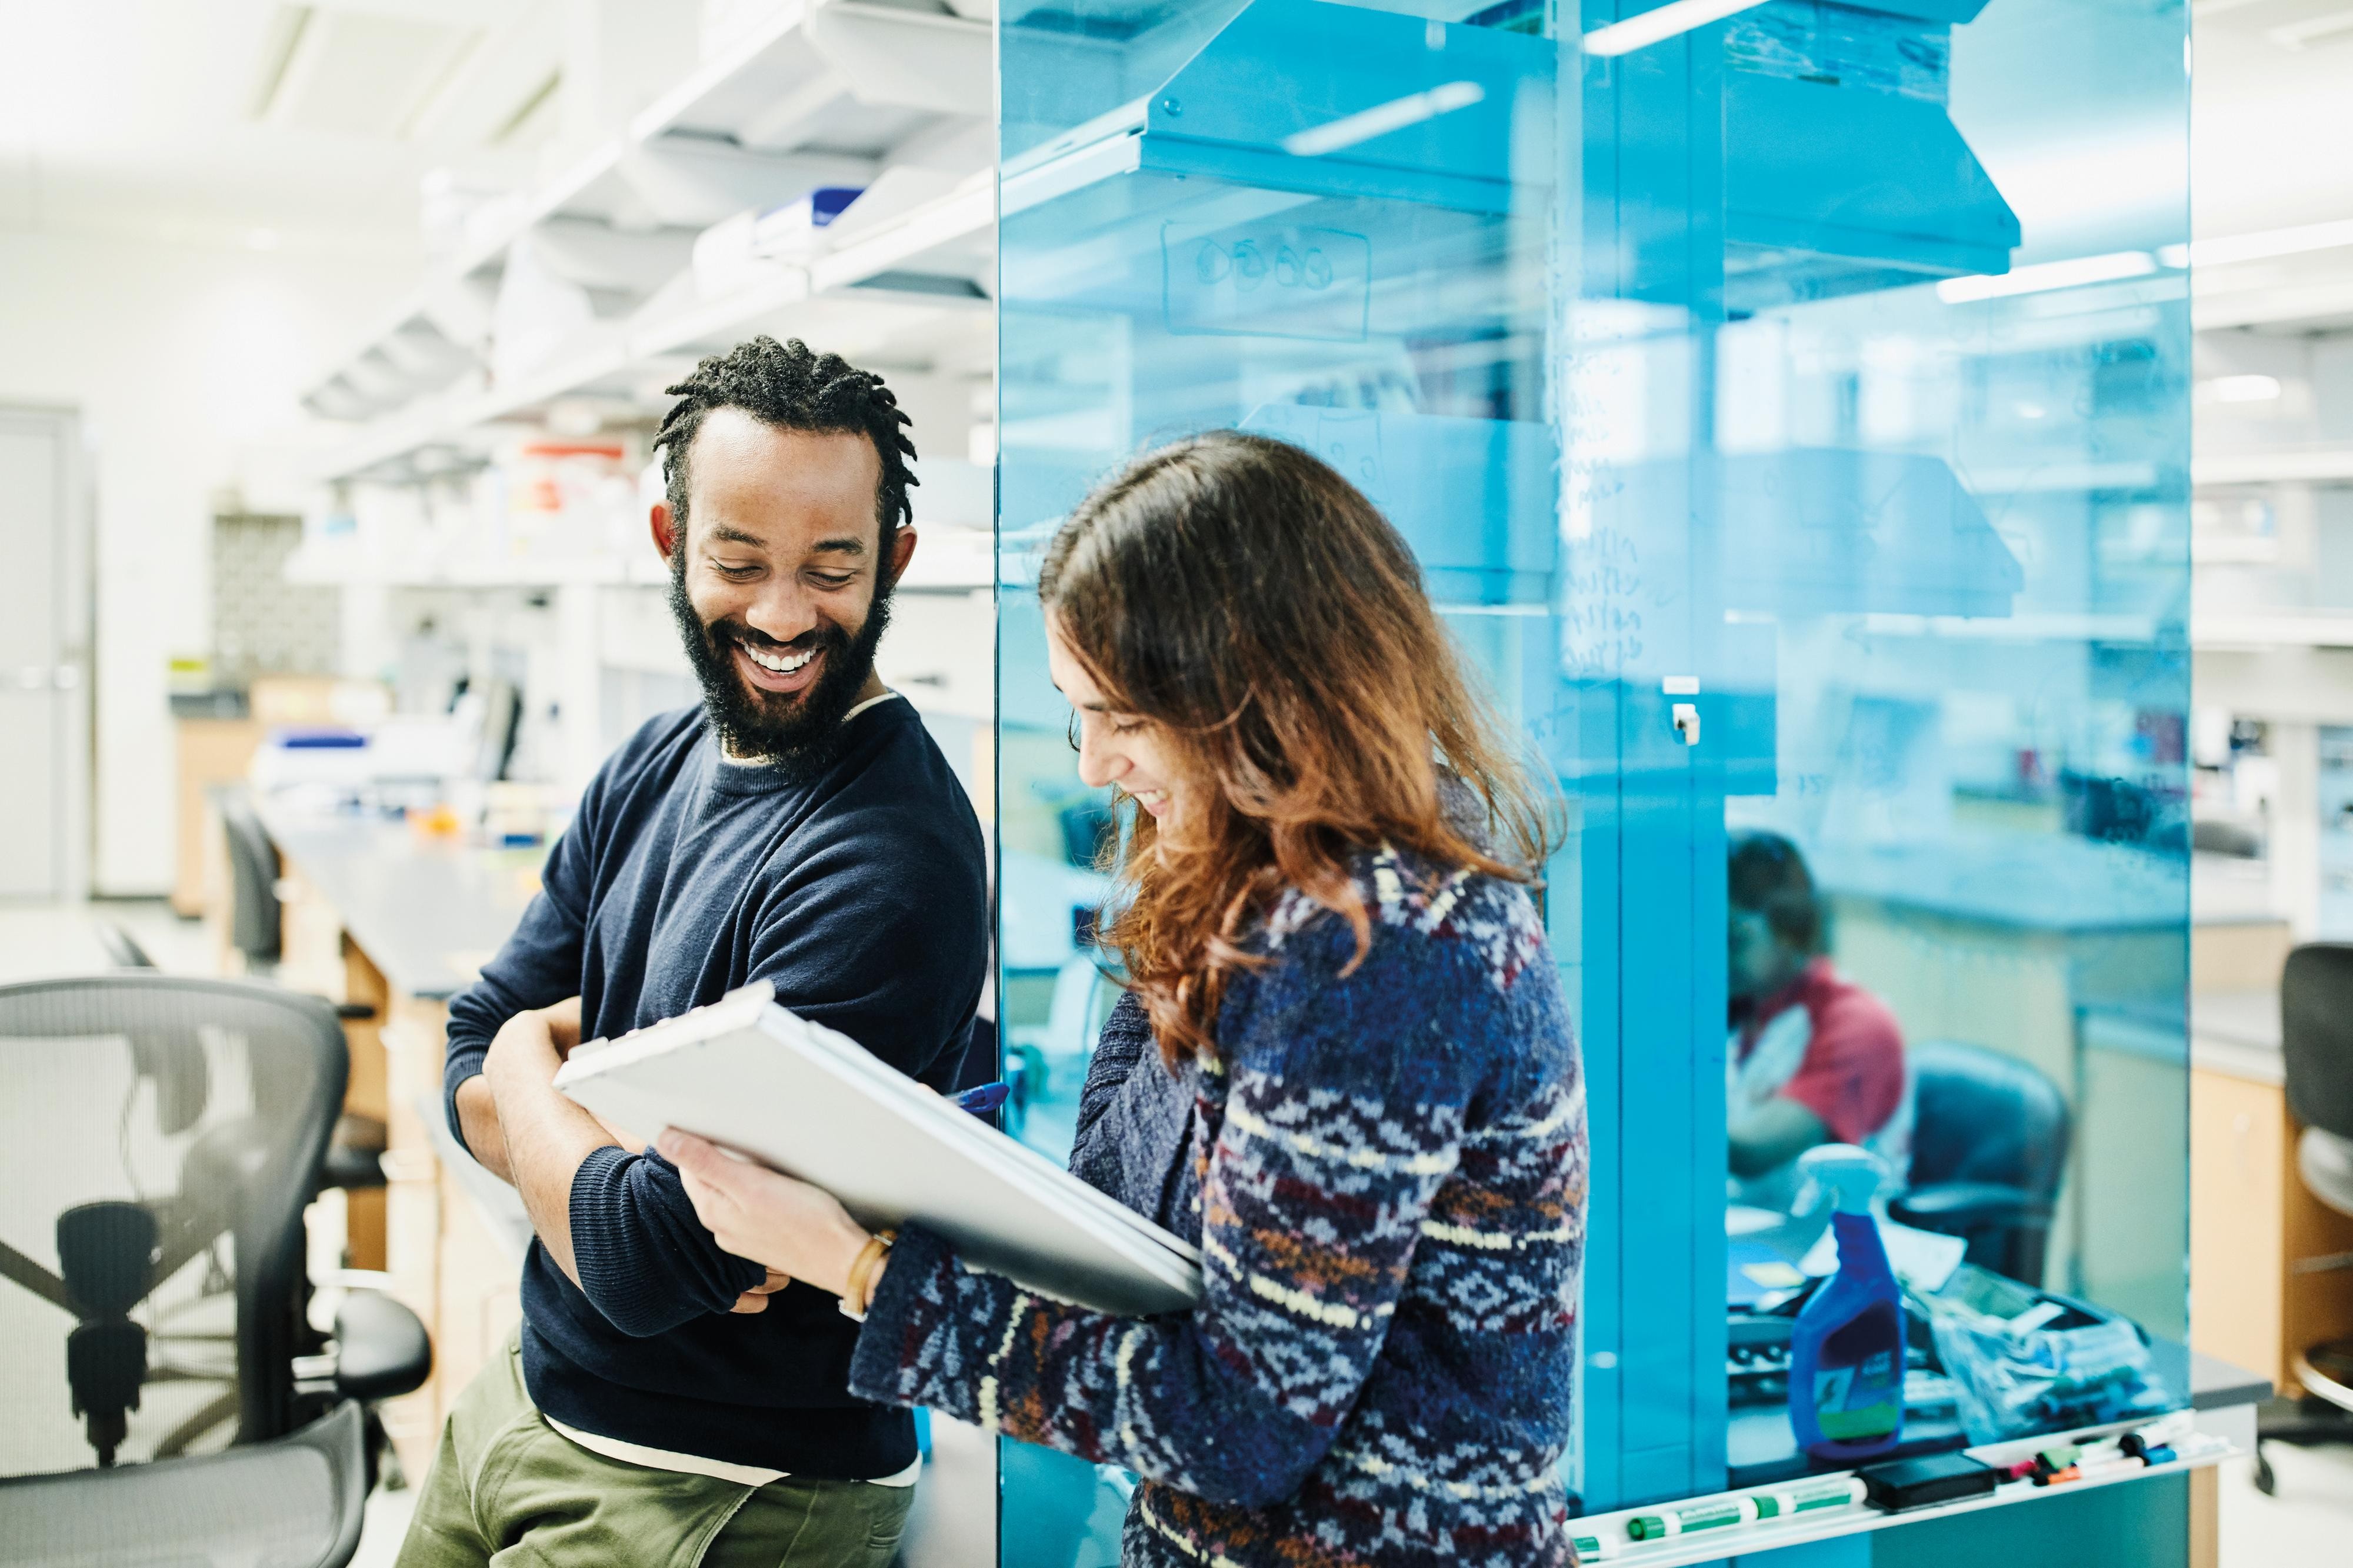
[443,697,988,1477]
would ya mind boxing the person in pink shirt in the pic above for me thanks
[1727,830,1911,1210]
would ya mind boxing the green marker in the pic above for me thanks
[1626,1496,1758,1539]
[1747,1476,1867,1519]
[1571,1534,1612,1561]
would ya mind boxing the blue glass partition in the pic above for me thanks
[993,0,2189,1557]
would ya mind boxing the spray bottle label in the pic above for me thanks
[1813,1347,1900,1440]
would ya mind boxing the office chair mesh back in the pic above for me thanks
[0,975,344,1481]
[2284,944,2353,1143]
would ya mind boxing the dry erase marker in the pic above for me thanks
[2120,1412,2195,1460]
[1571,1534,1612,1560]
[1748,1476,1867,1517]
[1626,1497,1757,1539]
[952,1081,1010,1115]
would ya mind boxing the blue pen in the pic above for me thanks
[951,1081,1010,1116]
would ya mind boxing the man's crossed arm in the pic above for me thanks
[458,999,785,1316]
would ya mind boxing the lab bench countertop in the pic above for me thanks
[1809,832,2187,935]
[2191,986,2282,1085]
[1726,1337,2265,1490]
[256,798,548,1001]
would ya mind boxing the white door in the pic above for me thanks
[0,408,88,900]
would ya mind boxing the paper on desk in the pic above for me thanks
[1799,1216,1968,1292]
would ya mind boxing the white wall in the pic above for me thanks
[0,229,410,893]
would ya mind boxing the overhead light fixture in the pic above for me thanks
[2157,216,2353,270]
[2269,7,2353,48]
[402,27,489,143]
[489,69,562,148]
[1282,81,1485,158]
[2201,374,2284,403]
[249,5,316,122]
[1935,251,2158,304]
[1584,0,1771,58]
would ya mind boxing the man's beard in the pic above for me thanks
[669,556,892,776]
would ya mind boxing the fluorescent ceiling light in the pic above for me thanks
[1282,81,1484,158]
[249,5,314,121]
[2161,217,2353,270]
[2202,374,2284,403]
[2271,7,2353,48]
[1936,251,2158,303]
[1584,0,1771,58]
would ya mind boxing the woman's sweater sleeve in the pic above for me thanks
[848,916,1479,1508]
[1067,990,1173,1207]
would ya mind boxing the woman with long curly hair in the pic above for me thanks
[662,430,1588,1567]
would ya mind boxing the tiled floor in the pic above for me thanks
[354,1480,419,1567]
[8,901,2353,1563]
[2219,1439,2353,1565]
[0,897,219,984]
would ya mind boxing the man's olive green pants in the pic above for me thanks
[394,1336,915,1568]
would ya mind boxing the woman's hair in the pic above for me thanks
[1039,429,1556,1069]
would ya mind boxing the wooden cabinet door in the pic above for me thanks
[2190,1066,2285,1386]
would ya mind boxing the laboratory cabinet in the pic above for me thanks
[989,1,2202,1563]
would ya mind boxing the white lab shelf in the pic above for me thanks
[2192,449,2353,487]
[2193,610,2353,650]
[282,548,674,590]
[304,0,995,482]
[282,516,993,594]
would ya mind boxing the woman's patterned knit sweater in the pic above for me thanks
[848,845,1588,1566]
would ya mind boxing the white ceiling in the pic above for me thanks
[2196,0,2353,238]
[0,0,561,256]
[0,2,2341,261]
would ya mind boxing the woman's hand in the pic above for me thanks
[660,1129,873,1299]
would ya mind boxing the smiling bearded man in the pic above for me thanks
[397,336,989,1568]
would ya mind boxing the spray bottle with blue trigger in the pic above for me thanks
[1787,1144,1905,1462]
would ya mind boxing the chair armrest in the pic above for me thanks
[1891,1182,2053,1232]
[334,1289,432,1403]
[319,1115,388,1191]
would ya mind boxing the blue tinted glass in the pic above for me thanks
[994,0,2188,1547]
[1689,0,2192,1506]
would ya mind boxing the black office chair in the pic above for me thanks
[216,793,391,1210]
[0,975,431,1567]
[92,919,159,970]
[2254,943,2353,1495]
[218,792,293,973]
[1889,1040,2071,1287]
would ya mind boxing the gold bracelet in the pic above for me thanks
[844,1229,896,1317]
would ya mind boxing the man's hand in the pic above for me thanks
[486,1005,619,1291]
[731,1268,792,1313]
[456,997,588,1185]
[543,995,585,1056]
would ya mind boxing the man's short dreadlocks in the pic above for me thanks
[654,336,919,559]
